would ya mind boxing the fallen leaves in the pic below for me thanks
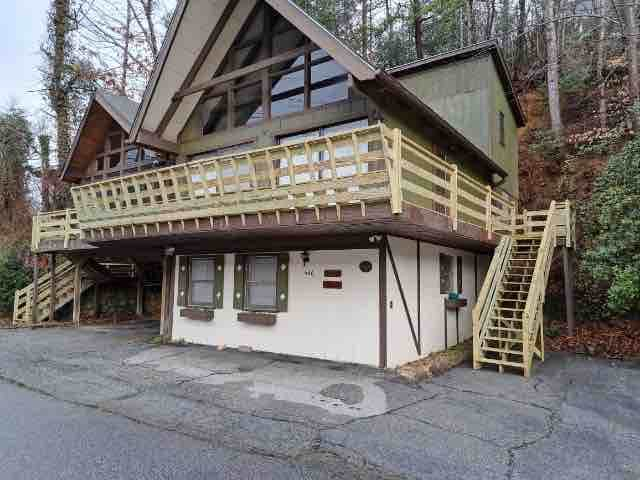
[546,318,640,360]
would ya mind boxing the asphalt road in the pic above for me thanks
[0,380,301,480]
[0,323,638,479]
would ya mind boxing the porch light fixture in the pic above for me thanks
[301,250,310,266]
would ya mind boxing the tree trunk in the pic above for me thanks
[38,134,51,212]
[51,0,72,174]
[121,1,132,95]
[597,0,608,130]
[142,0,158,57]
[466,0,476,44]
[544,0,564,138]
[627,0,640,129]
[515,0,526,79]
[361,0,368,60]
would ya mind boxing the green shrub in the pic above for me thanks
[580,137,640,317]
[0,249,31,315]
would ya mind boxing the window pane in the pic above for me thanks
[203,94,229,134]
[191,258,215,281]
[108,153,120,169]
[247,256,277,309]
[271,55,305,118]
[126,148,138,168]
[310,82,348,107]
[235,83,264,127]
[247,284,276,308]
[440,253,453,294]
[191,282,214,305]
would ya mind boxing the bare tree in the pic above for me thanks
[544,0,564,137]
[626,0,640,128]
[597,0,608,129]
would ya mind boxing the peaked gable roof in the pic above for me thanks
[388,41,526,127]
[129,0,514,178]
[60,90,139,182]
[129,0,377,145]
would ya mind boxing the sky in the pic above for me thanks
[0,0,51,118]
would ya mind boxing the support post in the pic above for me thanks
[31,255,40,324]
[378,237,387,368]
[49,253,57,322]
[451,165,458,231]
[160,249,175,338]
[562,246,576,336]
[72,261,83,328]
[135,264,144,317]
[94,282,101,318]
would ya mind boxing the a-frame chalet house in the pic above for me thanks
[16,0,575,376]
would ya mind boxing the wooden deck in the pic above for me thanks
[32,123,516,253]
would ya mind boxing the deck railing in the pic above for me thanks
[32,209,81,251]
[32,123,519,250]
[391,128,516,234]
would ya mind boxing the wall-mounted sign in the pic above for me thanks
[323,269,342,289]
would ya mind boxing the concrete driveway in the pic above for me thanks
[0,323,638,479]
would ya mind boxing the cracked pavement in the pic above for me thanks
[0,323,638,479]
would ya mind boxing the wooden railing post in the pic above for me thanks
[32,214,39,251]
[31,255,40,325]
[451,164,458,231]
[391,128,403,214]
[485,185,493,239]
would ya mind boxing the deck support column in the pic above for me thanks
[160,249,175,338]
[93,282,101,318]
[31,254,40,325]
[562,246,576,337]
[72,258,88,328]
[49,253,57,322]
[135,264,144,317]
[378,236,387,369]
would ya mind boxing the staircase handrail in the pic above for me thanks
[522,201,557,364]
[473,235,513,363]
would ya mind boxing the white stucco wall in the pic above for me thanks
[171,249,381,366]
[386,236,491,367]
[171,240,492,368]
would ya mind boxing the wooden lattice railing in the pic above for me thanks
[32,209,81,251]
[32,123,518,250]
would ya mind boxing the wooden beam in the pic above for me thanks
[160,253,175,337]
[136,264,144,317]
[173,45,315,101]
[48,253,57,323]
[378,236,387,368]
[563,246,575,336]
[31,255,40,325]
[72,261,83,328]
[156,0,242,136]
[135,130,179,154]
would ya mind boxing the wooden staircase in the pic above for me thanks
[12,260,94,327]
[473,201,575,376]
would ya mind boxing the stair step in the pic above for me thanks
[477,357,525,369]
[495,307,524,312]
[491,316,523,322]
[499,289,530,294]
[484,336,523,343]
[498,298,527,303]
[482,346,524,355]
[487,326,523,332]
[503,281,533,285]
